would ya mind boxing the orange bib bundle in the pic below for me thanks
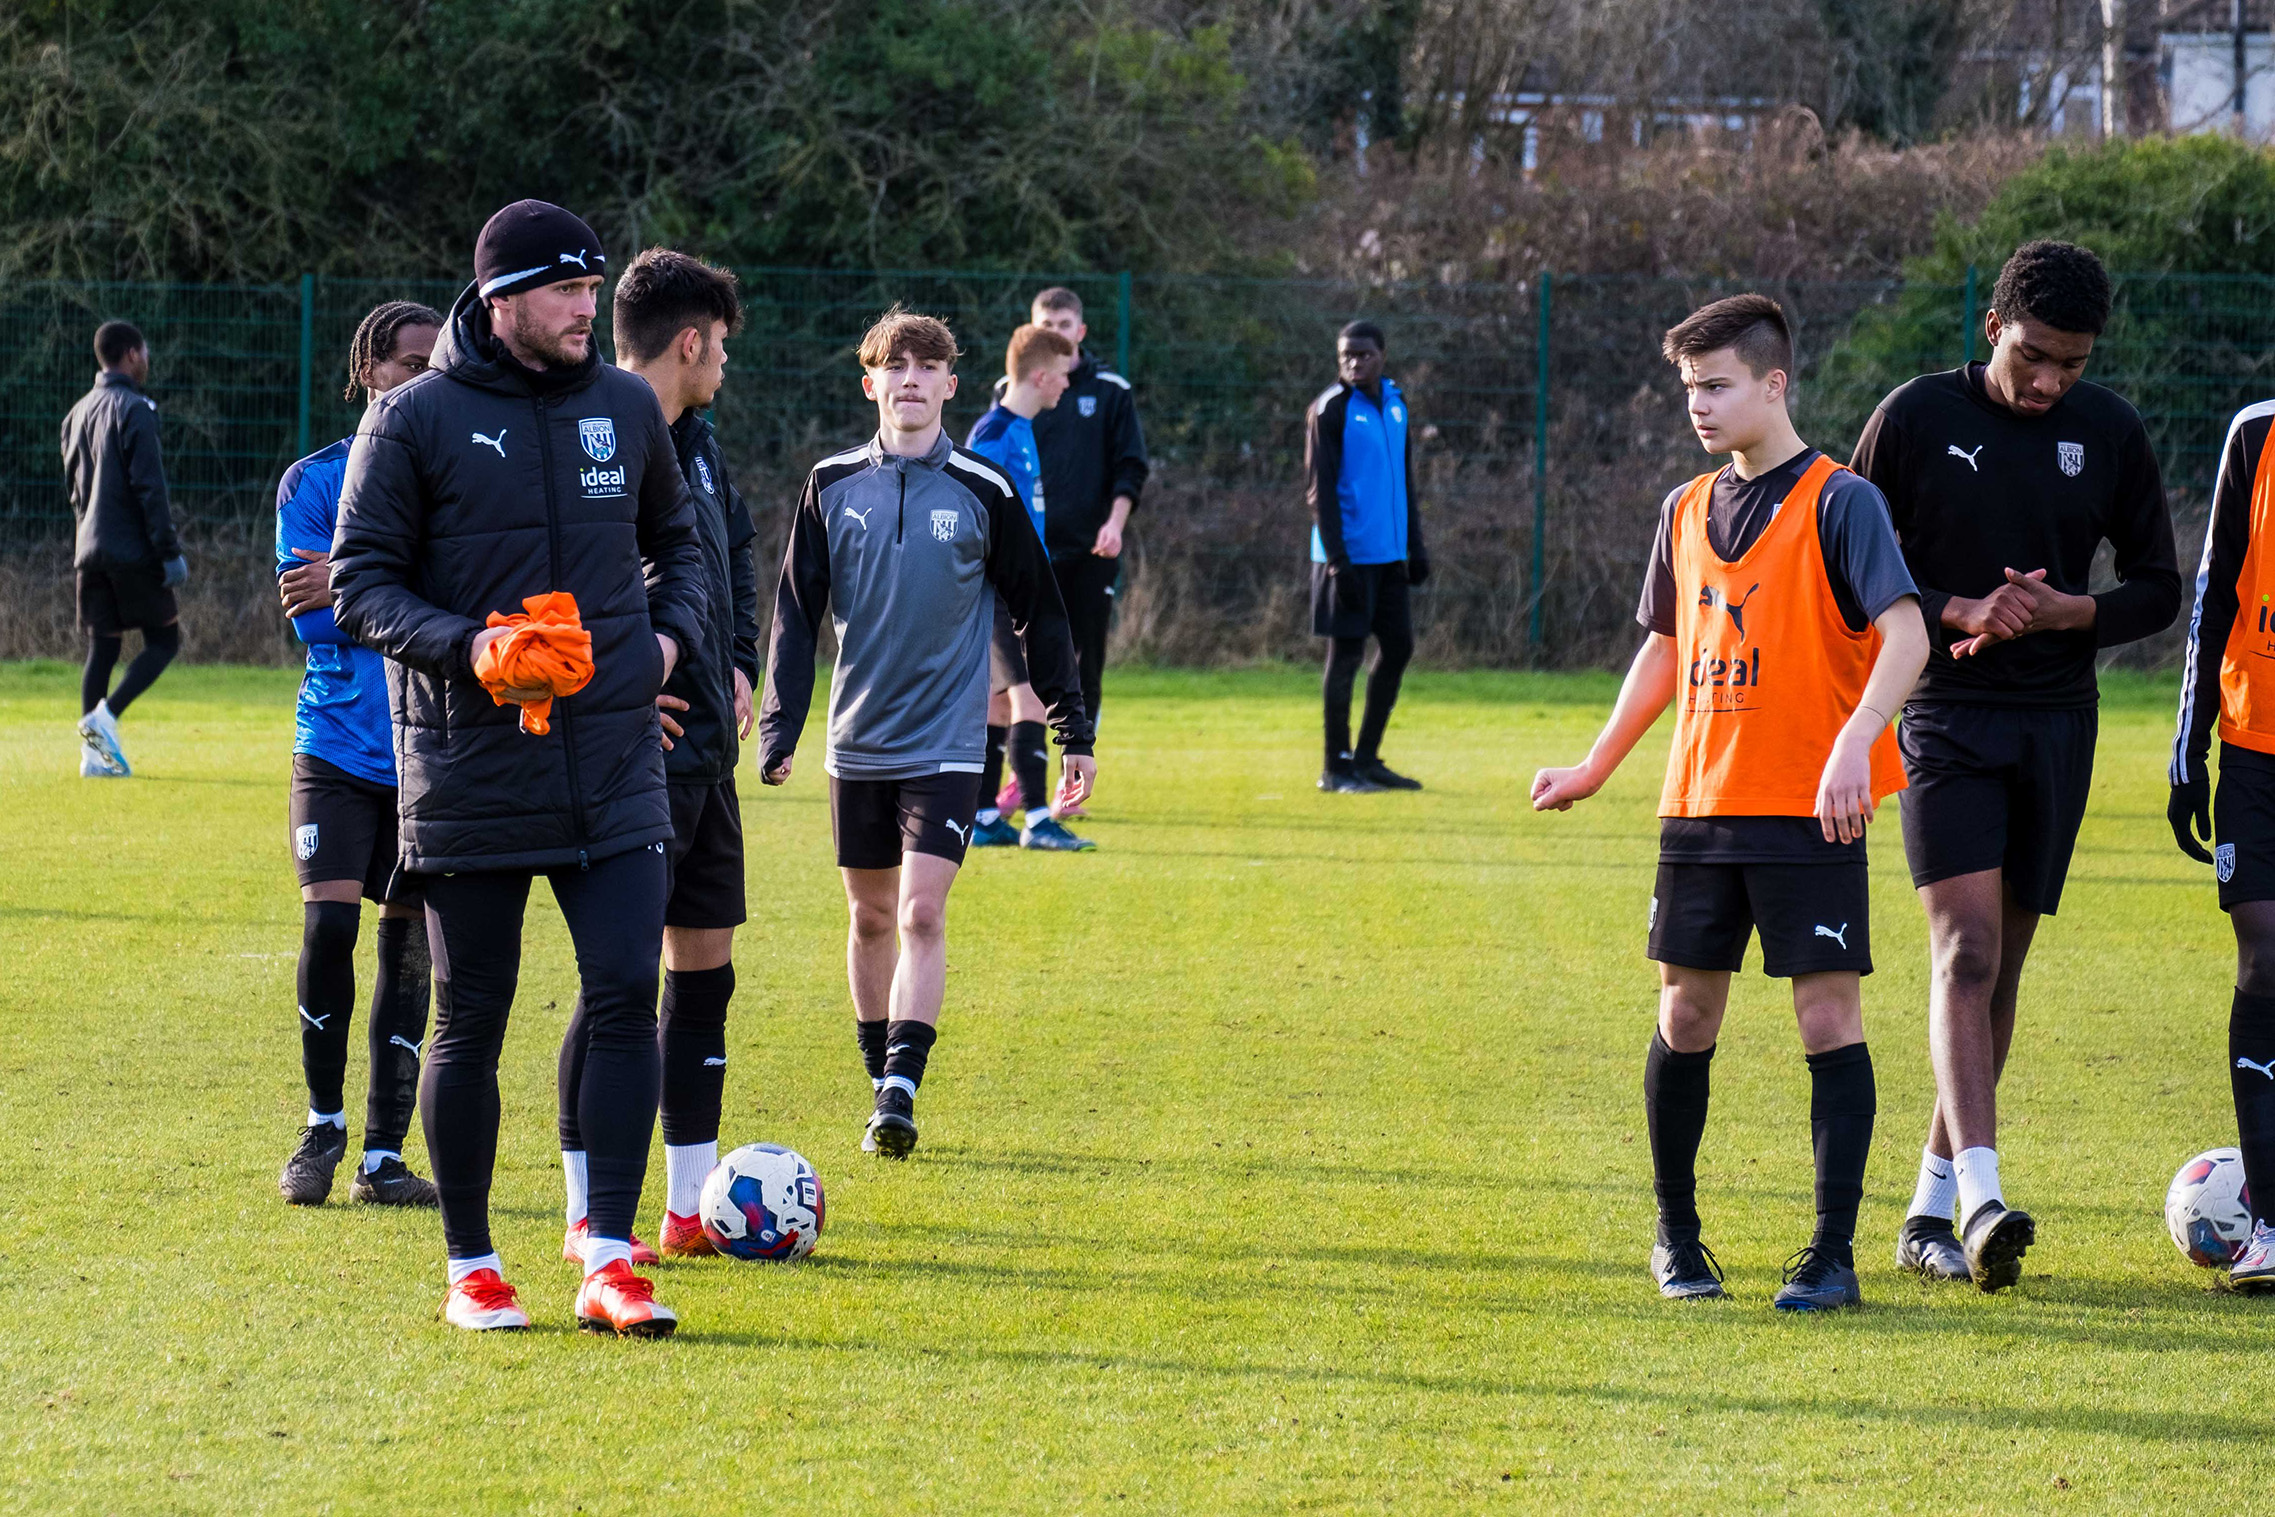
[2219,426,2275,756]
[473,591,594,736]
[1659,454,1905,818]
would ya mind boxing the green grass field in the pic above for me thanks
[4,660,2273,1513]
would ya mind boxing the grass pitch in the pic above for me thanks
[3,660,2272,1514]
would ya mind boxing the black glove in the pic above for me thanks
[1406,552,1431,586]
[1325,554,1349,576]
[161,554,189,589]
[2169,773,2213,864]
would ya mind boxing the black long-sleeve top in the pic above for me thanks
[1849,364,2180,707]
[2172,401,2275,783]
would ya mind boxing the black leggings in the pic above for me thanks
[1323,626,1413,766]
[83,621,180,716]
[420,844,667,1259]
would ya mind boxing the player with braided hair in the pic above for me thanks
[273,300,444,1208]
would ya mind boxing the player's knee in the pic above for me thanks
[2240,935,2275,998]
[144,621,182,659]
[1933,931,2000,992]
[1375,628,1414,670]
[898,895,947,942]
[303,899,360,961]
[848,898,895,943]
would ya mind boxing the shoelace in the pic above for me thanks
[1670,1239,1724,1285]
[591,1264,656,1304]
[1781,1245,1843,1286]
[458,1273,520,1311]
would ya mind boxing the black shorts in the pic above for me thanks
[665,774,746,929]
[1648,861,1873,977]
[830,771,981,871]
[289,753,417,904]
[989,593,1028,694]
[1898,703,2098,916]
[76,563,178,635]
[1310,560,1412,641]
[2215,743,2275,910]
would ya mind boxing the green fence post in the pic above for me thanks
[1115,270,1132,377]
[297,273,315,459]
[1962,263,1977,366]
[1528,272,1552,658]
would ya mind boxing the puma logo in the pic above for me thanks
[842,506,873,528]
[943,818,969,843]
[298,1006,329,1030]
[703,1056,727,1067]
[1698,582,1760,639]
[2238,1056,2275,1081]
[472,429,507,457]
[559,249,589,270]
[1814,923,1850,950]
[388,1034,424,1059]
[1947,443,1983,471]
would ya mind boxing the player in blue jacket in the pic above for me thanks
[1308,320,1429,794]
[966,323,1093,851]
[273,301,444,1208]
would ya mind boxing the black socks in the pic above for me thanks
[1010,720,1050,810]
[1643,1032,1714,1242]
[857,1018,889,1084]
[2232,988,2275,1227]
[1354,628,1413,761]
[981,724,1007,810]
[1322,636,1365,769]
[363,914,431,1155]
[82,634,122,716]
[298,901,360,1115]
[107,621,180,716]
[881,1019,937,1099]
[659,964,735,1147]
[1806,1042,1876,1266]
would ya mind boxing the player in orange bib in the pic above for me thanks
[1533,295,1929,1311]
[2170,395,2275,1292]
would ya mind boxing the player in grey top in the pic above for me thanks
[759,306,1094,1158]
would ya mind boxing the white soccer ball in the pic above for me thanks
[2165,1147,2252,1268]
[700,1143,824,1261]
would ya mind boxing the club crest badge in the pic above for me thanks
[2219,843,2237,883]
[1077,395,1097,417]
[931,509,958,542]
[693,454,715,496]
[2057,440,2083,477]
[579,417,617,463]
[296,824,319,861]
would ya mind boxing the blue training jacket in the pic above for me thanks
[1306,376,1412,566]
[965,403,1048,544]
[276,439,395,786]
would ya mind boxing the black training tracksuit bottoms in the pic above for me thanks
[420,843,667,1259]
[1052,553,1118,731]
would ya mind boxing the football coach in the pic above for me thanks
[331,199,707,1337]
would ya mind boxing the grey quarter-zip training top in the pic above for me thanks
[759,428,1093,780]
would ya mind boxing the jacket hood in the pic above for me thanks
[435,279,600,397]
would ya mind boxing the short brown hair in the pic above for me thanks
[614,248,743,364]
[1031,286,1082,317]
[857,304,960,369]
[1661,293,1793,380]
[1005,324,1075,382]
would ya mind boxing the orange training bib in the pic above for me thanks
[2220,423,2275,756]
[1659,454,1906,818]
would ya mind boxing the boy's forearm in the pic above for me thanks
[1586,634,1679,778]
[1842,598,1928,745]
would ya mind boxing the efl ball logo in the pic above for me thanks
[578,416,617,463]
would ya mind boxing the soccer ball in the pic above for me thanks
[699,1143,824,1262]
[2165,1147,2252,1267]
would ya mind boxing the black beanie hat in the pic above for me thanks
[475,200,606,300]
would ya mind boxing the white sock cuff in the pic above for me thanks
[583,1238,633,1275]
[561,1150,589,1227]
[448,1252,503,1285]
[363,1149,399,1171]
[664,1141,719,1217]
[882,1074,917,1098]
[309,1109,346,1128]
[1954,1145,2003,1220]
[976,807,1001,825]
[1908,1148,1959,1221]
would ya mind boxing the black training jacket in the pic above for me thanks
[661,407,760,785]
[1021,348,1148,559]
[330,282,707,874]
[61,371,181,569]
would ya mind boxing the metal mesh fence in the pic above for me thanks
[3,267,2269,662]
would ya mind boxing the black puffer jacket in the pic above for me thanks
[661,409,760,784]
[330,282,706,874]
